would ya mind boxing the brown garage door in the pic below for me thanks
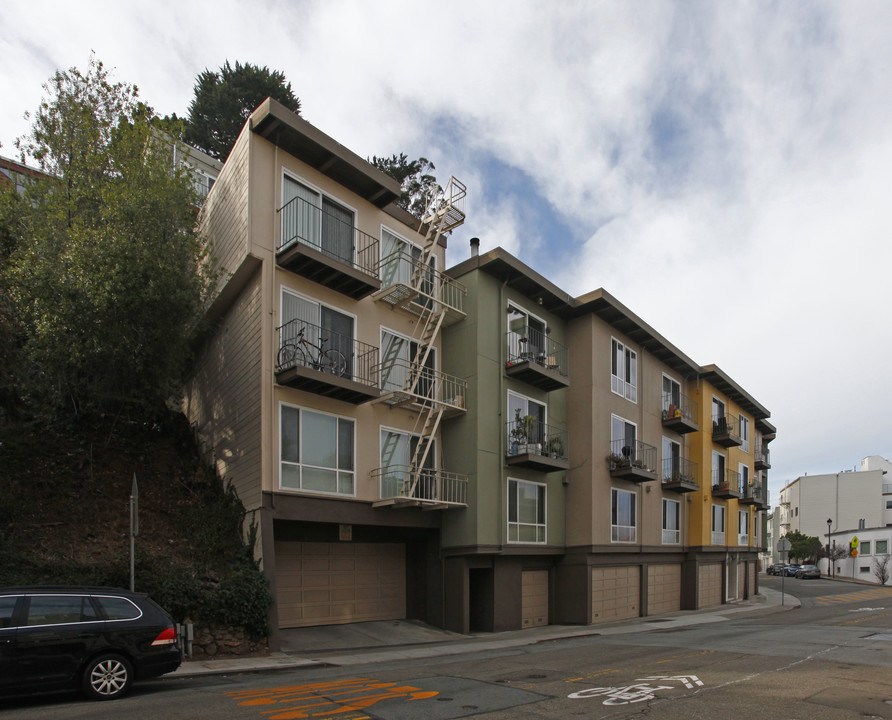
[647,563,681,615]
[275,542,406,628]
[592,566,640,623]
[698,563,722,608]
[521,570,549,628]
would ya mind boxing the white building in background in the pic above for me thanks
[775,456,892,584]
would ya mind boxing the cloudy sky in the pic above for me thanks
[3,1,891,504]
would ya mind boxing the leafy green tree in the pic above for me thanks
[783,531,822,563]
[184,61,300,161]
[371,153,441,220]
[5,57,213,420]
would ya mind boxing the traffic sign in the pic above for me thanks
[851,548,859,557]
[777,538,792,552]
[851,536,860,548]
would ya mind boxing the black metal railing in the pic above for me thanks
[276,318,378,386]
[506,326,568,377]
[756,446,771,466]
[607,439,658,474]
[662,392,698,425]
[278,195,379,276]
[661,457,699,486]
[506,416,568,460]
[713,467,741,492]
[712,413,740,439]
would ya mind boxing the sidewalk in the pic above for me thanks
[172,586,798,679]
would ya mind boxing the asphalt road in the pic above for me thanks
[4,577,891,720]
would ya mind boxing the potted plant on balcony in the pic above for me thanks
[547,434,564,459]
[509,408,526,455]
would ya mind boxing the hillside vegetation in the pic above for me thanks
[0,411,271,639]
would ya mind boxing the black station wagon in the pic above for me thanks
[0,586,181,700]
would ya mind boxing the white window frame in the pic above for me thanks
[280,170,358,257]
[876,539,889,555]
[508,391,547,451]
[611,337,638,402]
[662,374,681,414]
[712,504,725,545]
[611,414,638,459]
[738,509,749,545]
[861,541,872,556]
[662,498,680,545]
[712,396,725,422]
[507,302,548,363]
[712,450,726,487]
[380,224,437,294]
[611,487,638,543]
[739,463,750,495]
[739,414,750,452]
[662,436,681,482]
[279,402,355,496]
[379,326,436,393]
[508,478,547,544]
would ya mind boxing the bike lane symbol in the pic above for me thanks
[568,675,703,705]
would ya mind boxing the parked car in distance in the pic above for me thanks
[795,564,821,579]
[0,586,181,700]
[783,564,802,577]
[766,564,785,576]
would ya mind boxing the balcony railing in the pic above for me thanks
[505,326,569,391]
[277,195,380,298]
[712,467,742,498]
[712,531,725,545]
[376,358,467,415]
[275,319,380,403]
[755,445,771,470]
[661,392,699,434]
[739,481,765,506]
[661,457,699,493]
[371,465,468,507]
[607,439,658,482]
[712,414,743,447]
[506,417,569,471]
[375,250,467,324]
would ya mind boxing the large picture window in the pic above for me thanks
[611,488,637,543]
[280,405,355,495]
[508,479,546,543]
[611,338,637,402]
[281,175,354,263]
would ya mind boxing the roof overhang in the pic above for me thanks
[700,364,770,419]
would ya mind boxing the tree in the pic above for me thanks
[371,153,441,220]
[5,57,213,420]
[184,61,300,161]
[783,531,822,563]
[874,555,890,586]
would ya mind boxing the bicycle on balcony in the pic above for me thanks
[277,327,348,376]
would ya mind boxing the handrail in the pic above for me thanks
[276,318,378,386]
[371,465,468,505]
[506,326,569,377]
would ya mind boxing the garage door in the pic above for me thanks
[647,563,681,615]
[522,570,549,628]
[275,542,406,628]
[698,563,722,608]
[592,566,640,623]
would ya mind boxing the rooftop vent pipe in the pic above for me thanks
[470,237,480,257]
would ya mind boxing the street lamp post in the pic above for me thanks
[826,518,833,579]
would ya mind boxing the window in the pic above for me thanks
[862,541,871,555]
[860,566,870,574]
[738,510,749,545]
[281,405,355,495]
[859,518,866,529]
[379,428,436,499]
[96,596,141,621]
[611,339,637,402]
[739,463,750,494]
[712,397,728,434]
[662,375,681,414]
[507,304,547,362]
[380,227,435,301]
[662,437,680,481]
[611,415,638,460]
[0,596,16,629]
[281,290,354,377]
[712,451,726,487]
[508,479,546,543]
[611,488,637,542]
[380,329,435,396]
[877,540,889,554]
[281,175,354,263]
[886,500,892,509]
[739,415,750,452]
[25,595,99,626]
[712,504,725,545]
[662,499,680,544]
[509,392,547,450]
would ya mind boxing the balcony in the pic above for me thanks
[754,446,771,470]
[739,481,766,507]
[506,418,569,472]
[375,359,467,418]
[712,414,743,447]
[712,468,742,499]
[277,195,380,300]
[371,465,468,509]
[607,439,658,483]
[505,327,569,392]
[373,250,467,326]
[275,320,380,404]
[661,457,699,493]
[661,393,699,434]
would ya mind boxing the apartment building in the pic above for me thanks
[186,100,775,642]
[184,99,470,649]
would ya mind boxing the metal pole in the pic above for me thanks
[130,473,138,592]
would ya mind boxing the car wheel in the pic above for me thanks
[82,653,133,700]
